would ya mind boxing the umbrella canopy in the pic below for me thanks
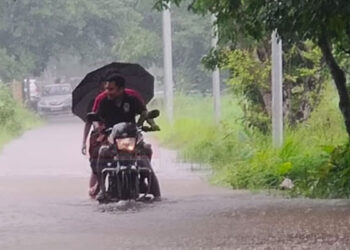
[72,62,154,121]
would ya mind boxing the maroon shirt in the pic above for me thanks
[92,89,144,112]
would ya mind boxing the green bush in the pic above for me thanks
[0,83,41,151]
[292,143,350,198]
[0,84,16,126]
[156,84,350,198]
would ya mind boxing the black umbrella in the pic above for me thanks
[72,62,154,121]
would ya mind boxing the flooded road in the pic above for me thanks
[1,116,350,250]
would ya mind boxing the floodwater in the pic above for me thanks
[0,116,350,250]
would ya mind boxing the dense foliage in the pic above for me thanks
[0,0,213,91]
[157,87,350,198]
[0,83,41,150]
[221,41,325,132]
[154,0,350,138]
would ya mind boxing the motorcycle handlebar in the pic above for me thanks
[102,126,159,135]
[141,126,160,132]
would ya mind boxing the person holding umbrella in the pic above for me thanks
[72,62,160,201]
[81,80,107,198]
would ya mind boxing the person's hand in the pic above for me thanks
[81,144,87,155]
[151,124,160,131]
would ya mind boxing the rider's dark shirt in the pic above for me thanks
[97,93,146,128]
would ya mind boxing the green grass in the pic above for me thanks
[155,84,350,198]
[0,84,42,152]
[0,106,42,152]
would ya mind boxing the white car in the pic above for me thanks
[37,84,72,115]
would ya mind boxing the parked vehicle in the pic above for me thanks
[37,84,72,116]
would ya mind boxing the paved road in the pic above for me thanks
[0,116,350,250]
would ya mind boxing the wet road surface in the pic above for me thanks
[0,115,350,250]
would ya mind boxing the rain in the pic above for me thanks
[1,1,350,249]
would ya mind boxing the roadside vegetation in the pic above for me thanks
[156,83,350,198]
[153,0,350,198]
[1,0,350,199]
[0,84,42,152]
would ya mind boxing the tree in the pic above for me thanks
[154,0,350,139]
[1,0,213,94]
[171,4,212,92]
[0,0,134,81]
[113,0,213,92]
[222,41,325,133]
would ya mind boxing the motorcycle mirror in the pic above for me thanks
[147,110,160,119]
[86,112,102,122]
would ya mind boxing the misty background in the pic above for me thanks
[0,0,214,94]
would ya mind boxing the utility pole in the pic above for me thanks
[271,30,283,147]
[211,15,221,124]
[162,5,174,124]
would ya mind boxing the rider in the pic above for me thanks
[82,81,155,198]
[95,74,161,201]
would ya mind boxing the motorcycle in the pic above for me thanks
[86,110,160,203]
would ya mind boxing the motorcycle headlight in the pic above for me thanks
[116,138,136,152]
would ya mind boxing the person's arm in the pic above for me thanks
[132,97,160,130]
[82,93,104,155]
[132,97,147,127]
[146,117,160,131]
[82,121,92,155]
[137,110,148,127]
